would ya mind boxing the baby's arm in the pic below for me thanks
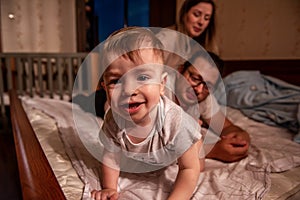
[91,151,120,200]
[168,140,203,200]
[91,164,120,200]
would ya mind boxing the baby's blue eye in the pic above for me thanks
[137,74,150,81]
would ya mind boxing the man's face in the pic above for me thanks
[175,57,218,105]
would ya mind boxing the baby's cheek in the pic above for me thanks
[107,91,119,108]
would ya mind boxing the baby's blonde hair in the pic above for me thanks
[101,27,165,74]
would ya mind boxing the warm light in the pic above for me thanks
[8,13,15,19]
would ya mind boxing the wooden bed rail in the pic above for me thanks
[9,90,66,200]
[0,52,88,115]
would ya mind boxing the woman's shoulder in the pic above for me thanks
[165,24,177,30]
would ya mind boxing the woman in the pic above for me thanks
[176,0,218,54]
[156,0,218,60]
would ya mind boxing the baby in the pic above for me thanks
[91,27,203,200]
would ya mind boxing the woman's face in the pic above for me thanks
[183,2,213,38]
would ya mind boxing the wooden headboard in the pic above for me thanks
[222,59,300,86]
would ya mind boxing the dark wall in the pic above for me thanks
[76,0,176,51]
[149,0,176,28]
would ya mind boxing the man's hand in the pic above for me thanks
[206,130,250,162]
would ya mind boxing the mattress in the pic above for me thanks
[22,96,300,200]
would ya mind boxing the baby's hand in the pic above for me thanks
[91,189,118,200]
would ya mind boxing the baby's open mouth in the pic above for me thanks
[127,103,141,109]
[121,102,143,111]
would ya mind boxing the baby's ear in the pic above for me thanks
[160,72,168,95]
[161,72,168,85]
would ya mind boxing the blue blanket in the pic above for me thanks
[216,70,300,143]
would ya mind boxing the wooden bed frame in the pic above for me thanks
[222,59,300,86]
[9,90,66,200]
[7,58,300,199]
[2,53,88,200]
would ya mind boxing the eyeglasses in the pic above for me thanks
[185,70,213,92]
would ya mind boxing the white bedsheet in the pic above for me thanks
[24,103,84,199]
[22,96,300,200]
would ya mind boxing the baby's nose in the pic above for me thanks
[122,80,137,96]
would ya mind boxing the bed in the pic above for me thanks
[4,54,300,200]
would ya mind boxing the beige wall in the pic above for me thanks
[1,0,76,52]
[177,0,300,60]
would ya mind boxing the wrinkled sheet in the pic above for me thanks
[24,104,84,200]
[22,97,300,200]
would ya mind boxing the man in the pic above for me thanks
[174,51,250,162]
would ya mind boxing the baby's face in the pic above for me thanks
[103,50,166,126]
